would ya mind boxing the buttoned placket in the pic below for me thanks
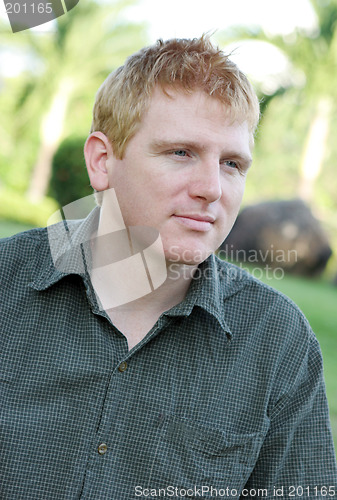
[78,312,174,498]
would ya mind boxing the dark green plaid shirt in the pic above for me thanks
[1,215,336,499]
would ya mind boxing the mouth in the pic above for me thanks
[172,214,215,232]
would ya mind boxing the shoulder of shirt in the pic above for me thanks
[214,256,315,340]
[0,226,48,248]
[0,227,49,272]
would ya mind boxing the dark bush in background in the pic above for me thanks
[220,199,332,277]
[49,136,92,207]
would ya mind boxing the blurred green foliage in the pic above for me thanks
[245,90,314,202]
[0,188,58,226]
[0,0,147,220]
[49,136,91,207]
[0,220,36,237]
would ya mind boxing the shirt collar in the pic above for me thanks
[164,254,250,339]
[30,207,100,291]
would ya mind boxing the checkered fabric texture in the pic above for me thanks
[1,215,336,499]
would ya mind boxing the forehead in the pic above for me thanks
[136,86,252,152]
[146,85,235,120]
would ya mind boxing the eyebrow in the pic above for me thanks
[150,139,253,167]
[151,139,215,153]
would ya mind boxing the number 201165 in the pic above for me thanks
[5,3,53,14]
[289,486,336,497]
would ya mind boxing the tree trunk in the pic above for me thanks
[27,78,74,202]
[299,97,332,202]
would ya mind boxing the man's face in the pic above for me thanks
[106,86,252,266]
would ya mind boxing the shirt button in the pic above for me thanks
[118,361,127,372]
[98,443,108,455]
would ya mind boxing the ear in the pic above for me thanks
[84,132,114,191]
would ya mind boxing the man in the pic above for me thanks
[0,36,336,499]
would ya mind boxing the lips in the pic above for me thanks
[175,213,215,222]
[172,213,215,232]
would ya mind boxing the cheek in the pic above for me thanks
[221,177,246,208]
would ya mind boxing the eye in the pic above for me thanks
[223,160,238,169]
[173,150,188,157]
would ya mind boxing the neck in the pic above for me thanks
[90,249,198,316]
[89,206,199,314]
[127,261,198,314]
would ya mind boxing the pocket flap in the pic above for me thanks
[163,415,261,461]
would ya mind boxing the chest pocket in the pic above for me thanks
[148,415,264,498]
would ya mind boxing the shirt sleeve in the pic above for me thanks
[242,331,337,498]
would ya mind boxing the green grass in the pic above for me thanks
[2,220,337,450]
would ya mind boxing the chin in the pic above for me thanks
[164,244,212,267]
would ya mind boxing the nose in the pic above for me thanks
[188,159,222,203]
